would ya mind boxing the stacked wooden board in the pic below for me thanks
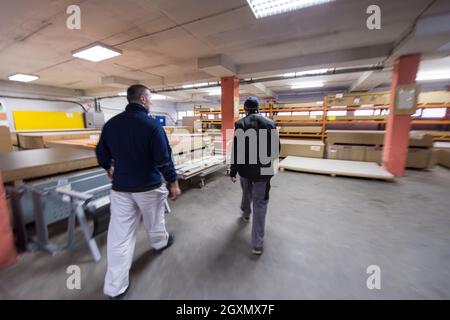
[274,115,322,122]
[326,130,436,170]
[280,139,324,158]
[279,126,322,134]
[434,142,450,168]
[0,148,98,183]
[46,132,216,167]
[46,138,98,150]
[16,130,100,149]
[163,126,194,134]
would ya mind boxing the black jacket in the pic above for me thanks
[230,112,279,181]
[96,103,177,192]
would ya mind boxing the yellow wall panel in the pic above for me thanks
[13,111,85,130]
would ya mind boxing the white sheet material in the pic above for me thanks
[103,185,169,297]
[279,156,394,180]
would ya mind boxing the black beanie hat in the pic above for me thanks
[244,96,259,110]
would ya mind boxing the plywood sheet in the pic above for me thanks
[279,156,394,180]
[0,148,98,183]
[46,139,97,150]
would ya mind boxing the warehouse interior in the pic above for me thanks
[0,0,450,300]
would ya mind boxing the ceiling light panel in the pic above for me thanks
[8,73,39,82]
[247,0,335,19]
[73,43,122,62]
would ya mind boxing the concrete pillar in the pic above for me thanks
[221,76,240,154]
[382,54,421,177]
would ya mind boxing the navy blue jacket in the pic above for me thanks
[96,103,177,192]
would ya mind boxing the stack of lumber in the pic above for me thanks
[434,142,450,168]
[17,130,100,149]
[326,130,436,170]
[326,115,386,121]
[175,155,225,179]
[202,129,223,153]
[169,134,214,165]
[279,126,322,134]
[47,132,216,167]
[0,148,98,183]
[274,115,322,122]
[280,139,324,158]
[163,126,194,134]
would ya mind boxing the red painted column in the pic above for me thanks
[382,54,421,177]
[221,76,240,154]
[0,173,18,268]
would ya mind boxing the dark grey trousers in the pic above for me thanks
[240,177,271,249]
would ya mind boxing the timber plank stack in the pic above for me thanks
[16,130,101,149]
[325,130,437,169]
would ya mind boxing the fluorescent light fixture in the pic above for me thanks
[247,0,335,19]
[296,68,330,76]
[72,43,122,62]
[208,89,222,96]
[283,72,296,77]
[118,92,127,96]
[182,84,194,89]
[193,82,208,88]
[416,70,450,81]
[151,94,167,100]
[291,81,324,89]
[8,73,39,82]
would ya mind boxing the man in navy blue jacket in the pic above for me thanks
[96,84,181,299]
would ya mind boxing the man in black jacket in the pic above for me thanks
[96,84,181,299]
[230,97,279,255]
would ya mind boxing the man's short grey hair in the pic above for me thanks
[127,84,151,103]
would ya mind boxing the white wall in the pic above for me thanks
[99,97,177,126]
[0,97,87,130]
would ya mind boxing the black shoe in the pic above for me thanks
[109,282,130,300]
[153,233,175,253]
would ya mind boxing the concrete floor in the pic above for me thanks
[1,167,450,299]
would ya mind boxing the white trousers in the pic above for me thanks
[103,185,169,297]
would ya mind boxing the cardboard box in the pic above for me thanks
[327,145,365,161]
[280,139,324,158]
[0,126,13,152]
